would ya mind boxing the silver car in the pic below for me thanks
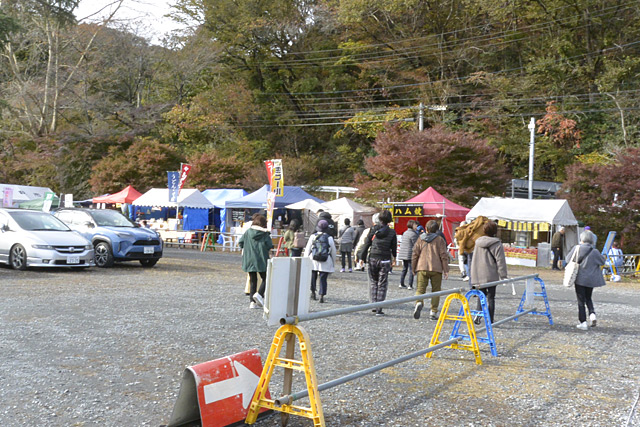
[0,208,95,270]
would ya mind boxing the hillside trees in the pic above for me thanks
[356,125,509,206]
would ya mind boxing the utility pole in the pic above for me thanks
[418,103,424,131]
[527,117,536,200]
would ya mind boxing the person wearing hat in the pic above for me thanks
[551,226,565,270]
[303,219,337,303]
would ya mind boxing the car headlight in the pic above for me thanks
[85,245,93,250]
[115,232,133,238]
[32,244,53,249]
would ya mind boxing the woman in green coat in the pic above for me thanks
[238,214,273,309]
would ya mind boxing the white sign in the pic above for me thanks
[64,194,74,208]
[203,360,260,409]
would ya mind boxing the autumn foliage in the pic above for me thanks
[562,148,640,251]
[356,125,510,206]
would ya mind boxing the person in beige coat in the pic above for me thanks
[411,220,449,320]
[470,220,508,323]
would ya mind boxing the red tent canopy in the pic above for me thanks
[396,187,470,245]
[92,185,142,204]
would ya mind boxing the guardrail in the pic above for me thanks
[246,274,553,426]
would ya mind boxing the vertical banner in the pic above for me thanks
[178,163,192,192]
[42,192,55,212]
[168,171,180,203]
[271,159,284,196]
[266,191,276,231]
[2,187,13,208]
[264,160,274,187]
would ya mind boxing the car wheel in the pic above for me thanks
[94,242,114,268]
[9,244,27,271]
[139,258,158,268]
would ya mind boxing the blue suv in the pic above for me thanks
[54,208,163,268]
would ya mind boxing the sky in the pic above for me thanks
[74,0,189,44]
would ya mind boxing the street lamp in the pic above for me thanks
[527,117,536,200]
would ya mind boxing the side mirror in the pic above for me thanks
[84,222,95,229]
[0,224,8,232]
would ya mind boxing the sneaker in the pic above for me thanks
[589,313,597,327]
[413,303,423,320]
[462,276,470,281]
[249,302,259,309]
[375,310,385,316]
[399,284,407,289]
[407,286,413,290]
[576,321,588,330]
[319,295,325,303]
[340,268,345,273]
[348,268,353,272]
[252,293,264,307]
[430,310,437,321]
[473,315,482,325]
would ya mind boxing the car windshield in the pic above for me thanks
[9,211,70,231]
[89,210,135,227]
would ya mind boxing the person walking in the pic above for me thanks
[470,220,508,323]
[283,219,304,256]
[354,215,377,271]
[238,214,273,309]
[303,220,336,303]
[454,221,469,280]
[551,227,565,270]
[565,231,607,330]
[352,219,366,270]
[316,210,337,238]
[398,220,419,289]
[584,226,598,248]
[411,220,450,320]
[338,218,356,272]
[358,210,397,316]
[455,216,489,285]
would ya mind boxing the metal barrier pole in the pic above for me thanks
[475,307,537,333]
[281,287,467,325]
[471,274,539,291]
[274,337,462,406]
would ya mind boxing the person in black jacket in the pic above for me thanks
[358,210,397,316]
[316,210,337,238]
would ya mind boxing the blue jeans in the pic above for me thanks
[400,260,413,288]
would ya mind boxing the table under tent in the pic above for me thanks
[132,188,214,231]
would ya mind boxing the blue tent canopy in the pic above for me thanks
[225,185,324,209]
[202,189,248,208]
[202,189,248,233]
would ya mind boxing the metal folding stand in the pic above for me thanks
[515,277,554,325]
[450,289,498,357]
[427,292,483,365]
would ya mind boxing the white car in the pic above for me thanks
[0,208,95,270]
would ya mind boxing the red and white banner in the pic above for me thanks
[178,163,192,191]
[2,187,13,207]
[264,160,274,187]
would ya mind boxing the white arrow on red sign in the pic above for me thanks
[203,360,260,409]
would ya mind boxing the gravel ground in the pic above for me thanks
[1,248,639,426]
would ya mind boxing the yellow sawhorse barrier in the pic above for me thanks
[245,324,325,426]
[426,293,483,365]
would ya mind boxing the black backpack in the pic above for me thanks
[311,232,330,262]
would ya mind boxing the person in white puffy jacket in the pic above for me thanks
[303,220,337,303]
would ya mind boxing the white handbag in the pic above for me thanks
[563,248,580,288]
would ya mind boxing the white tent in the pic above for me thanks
[0,184,54,207]
[466,197,578,251]
[285,199,324,212]
[320,197,377,228]
[133,188,214,209]
[466,197,578,225]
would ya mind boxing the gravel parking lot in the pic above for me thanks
[1,248,639,426]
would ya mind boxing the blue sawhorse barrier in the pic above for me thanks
[515,277,554,325]
[449,289,498,357]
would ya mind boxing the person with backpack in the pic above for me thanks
[357,210,397,316]
[303,219,336,303]
[238,214,273,309]
[283,219,305,257]
[338,218,356,272]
